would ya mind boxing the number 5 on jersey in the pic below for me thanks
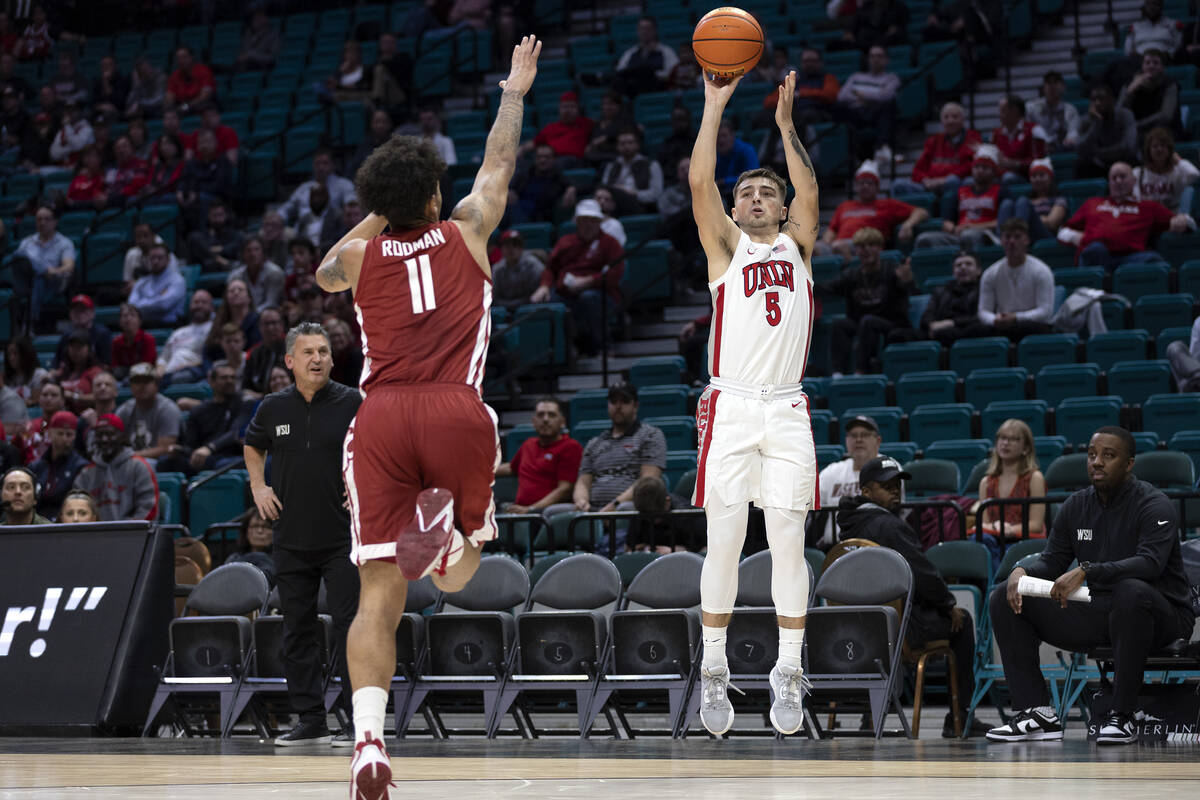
[765,291,781,326]
[405,254,437,314]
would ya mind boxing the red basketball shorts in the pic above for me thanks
[343,383,500,565]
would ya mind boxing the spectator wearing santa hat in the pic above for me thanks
[29,410,89,519]
[997,158,1068,242]
[915,144,1007,249]
[818,160,928,259]
[72,413,159,522]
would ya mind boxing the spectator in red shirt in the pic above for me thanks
[496,397,583,515]
[915,144,1006,249]
[110,303,156,383]
[518,91,594,167]
[892,101,981,197]
[15,5,52,62]
[194,106,239,165]
[105,135,149,207]
[993,94,1048,183]
[1057,160,1193,269]
[818,160,928,258]
[165,46,215,113]
[65,144,108,210]
[531,199,624,356]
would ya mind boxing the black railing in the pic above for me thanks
[899,498,969,544]
[976,490,1200,542]
[564,508,707,558]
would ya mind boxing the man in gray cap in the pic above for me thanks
[836,455,984,737]
[530,198,625,357]
[543,380,666,519]
[813,414,884,549]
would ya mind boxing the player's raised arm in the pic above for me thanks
[775,70,820,263]
[315,213,389,294]
[451,35,542,269]
[689,73,744,280]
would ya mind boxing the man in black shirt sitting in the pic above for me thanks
[837,456,984,737]
[159,361,252,475]
[244,322,363,747]
[987,426,1196,745]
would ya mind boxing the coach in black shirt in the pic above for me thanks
[987,426,1195,745]
[245,322,362,747]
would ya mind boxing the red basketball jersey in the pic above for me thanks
[354,221,492,393]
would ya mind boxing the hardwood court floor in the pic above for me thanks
[2,736,1199,799]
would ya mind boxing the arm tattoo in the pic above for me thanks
[787,129,817,184]
[317,251,348,288]
[484,89,525,164]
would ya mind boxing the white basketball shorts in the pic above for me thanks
[692,379,819,511]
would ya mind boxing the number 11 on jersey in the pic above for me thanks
[405,254,437,314]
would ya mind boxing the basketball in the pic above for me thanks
[692,7,765,78]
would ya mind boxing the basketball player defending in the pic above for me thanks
[315,37,541,800]
[690,70,820,737]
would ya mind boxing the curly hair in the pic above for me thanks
[356,134,446,230]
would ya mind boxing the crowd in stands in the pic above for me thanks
[0,2,1195,580]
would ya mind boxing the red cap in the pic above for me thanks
[559,91,579,103]
[93,413,124,432]
[48,410,78,430]
[69,294,94,310]
[500,229,523,243]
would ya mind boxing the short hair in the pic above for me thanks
[1094,425,1136,459]
[219,322,243,338]
[731,166,786,200]
[1043,70,1064,84]
[355,135,446,230]
[285,321,330,354]
[241,234,265,256]
[632,475,669,513]
[1003,94,1026,115]
[209,359,235,378]
[1001,218,1029,237]
[533,395,566,418]
[119,302,142,324]
[1090,82,1113,99]
[851,226,885,247]
[616,126,641,144]
[148,242,169,256]
[288,236,317,253]
[940,101,965,117]
[1143,47,1168,62]
[313,146,335,162]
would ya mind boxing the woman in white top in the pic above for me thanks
[1133,126,1199,213]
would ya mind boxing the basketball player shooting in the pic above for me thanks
[689,69,820,737]
[314,36,541,800]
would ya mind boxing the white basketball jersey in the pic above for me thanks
[707,231,814,385]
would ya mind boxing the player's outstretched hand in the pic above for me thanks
[775,70,796,131]
[499,35,542,96]
[702,70,742,105]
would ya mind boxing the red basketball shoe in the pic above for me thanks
[349,733,392,800]
[394,488,461,580]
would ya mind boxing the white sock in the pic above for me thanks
[702,624,728,670]
[352,686,389,744]
[778,627,805,670]
[1034,705,1056,719]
